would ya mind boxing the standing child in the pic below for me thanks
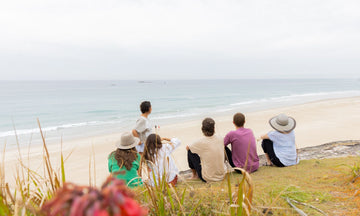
[108,132,143,188]
[142,134,181,186]
[132,101,152,153]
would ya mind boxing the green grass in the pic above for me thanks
[135,156,360,215]
[251,157,360,215]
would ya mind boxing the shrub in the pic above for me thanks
[41,176,147,216]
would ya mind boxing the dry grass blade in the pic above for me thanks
[37,118,61,193]
[286,197,307,216]
[92,144,96,186]
[1,142,6,183]
[12,122,27,182]
[37,119,51,163]
[263,185,291,216]
[5,183,15,204]
[231,167,253,215]
[286,198,328,215]
[169,185,186,215]
[12,120,23,162]
[88,153,92,187]
[44,155,55,192]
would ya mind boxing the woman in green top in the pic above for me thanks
[108,132,143,188]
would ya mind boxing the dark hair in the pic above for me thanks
[233,113,245,127]
[140,101,151,114]
[110,147,138,171]
[202,118,215,137]
[143,134,162,163]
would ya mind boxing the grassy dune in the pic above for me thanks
[165,156,360,215]
[1,135,359,215]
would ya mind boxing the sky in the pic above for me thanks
[0,0,359,80]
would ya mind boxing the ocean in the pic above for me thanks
[1,79,360,148]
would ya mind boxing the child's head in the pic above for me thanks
[233,113,245,127]
[140,101,152,114]
[111,132,140,170]
[143,133,162,162]
[202,118,215,137]
[111,147,138,171]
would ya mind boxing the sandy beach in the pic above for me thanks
[3,96,360,187]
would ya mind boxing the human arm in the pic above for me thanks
[187,139,202,154]
[132,129,139,138]
[132,129,142,145]
[224,132,231,146]
[261,134,269,140]
[163,137,181,151]
[133,118,147,134]
[161,137,171,142]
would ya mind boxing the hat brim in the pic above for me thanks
[116,136,140,149]
[269,116,296,133]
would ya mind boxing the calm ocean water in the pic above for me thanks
[1,79,360,148]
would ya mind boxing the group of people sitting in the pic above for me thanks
[108,101,299,188]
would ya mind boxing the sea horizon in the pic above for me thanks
[1,78,360,149]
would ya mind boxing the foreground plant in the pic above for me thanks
[140,161,197,216]
[0,142,13,215]
[0,118,67,215]
[227,168,253,216]
[41,176,147,216]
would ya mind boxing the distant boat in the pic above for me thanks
[138,81,152,84]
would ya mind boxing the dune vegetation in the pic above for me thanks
[1,124,359,215]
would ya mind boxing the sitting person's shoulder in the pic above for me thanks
[108,151,116,159]
[210,135,224,143]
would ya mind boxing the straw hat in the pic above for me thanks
[269,114,296,133]
[116,132,140,149]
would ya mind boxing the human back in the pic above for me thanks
[143,133,181,186]
[268,130,297,166]
[261,113,298,167]
[225,128,259,172]
[188,117,226,182]
[224,113,259,173]
[132,101,152,153]
[108,132,143,188]
[191,135,225,182]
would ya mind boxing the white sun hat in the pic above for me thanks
[269,113,296,133]
[115,132,140,149]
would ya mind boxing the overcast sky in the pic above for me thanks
[1,0,359,80]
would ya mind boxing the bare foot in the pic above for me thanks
[264,161,274,166]
[188,175,199,180]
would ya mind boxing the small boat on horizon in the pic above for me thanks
[138,81,152,83]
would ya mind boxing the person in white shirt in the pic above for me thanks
[260,113,298,167]
[142,133,181,186]
[132,101,152,153]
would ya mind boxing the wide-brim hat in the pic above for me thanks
[269,114,296,133]
[116,132,140,149]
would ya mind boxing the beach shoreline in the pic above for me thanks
[3,96,360,187]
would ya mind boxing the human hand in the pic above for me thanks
[161,137,171,142]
